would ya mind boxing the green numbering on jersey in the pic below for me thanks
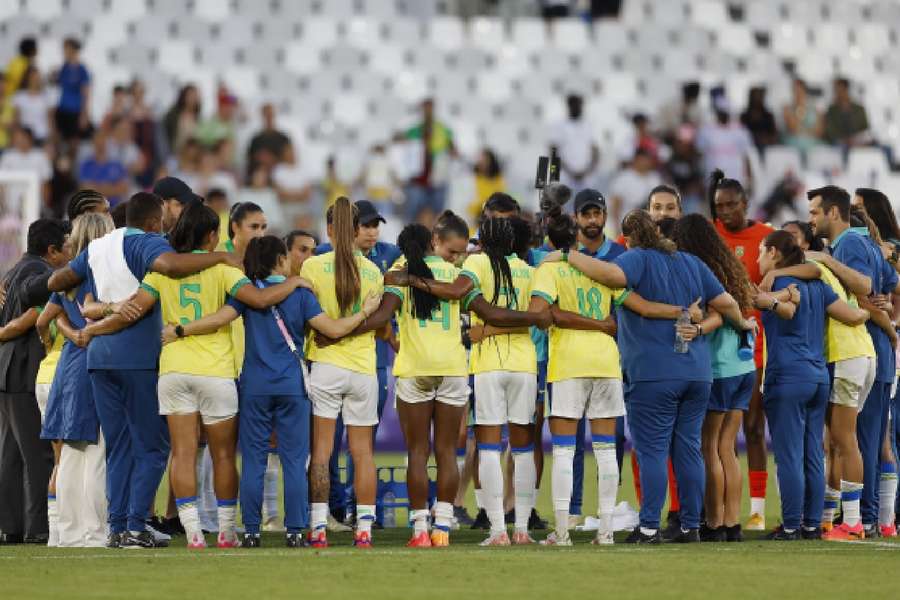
[419,300,451,330]
[576,287,605,320]
[179,283,202,324]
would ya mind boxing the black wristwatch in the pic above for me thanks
[175,324,185,338]
[889,248,899,265]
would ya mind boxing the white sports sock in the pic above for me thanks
[456,448,466,477]
[411,509,429,535]
[357,505,376,534]
[217,499,237,535]
[593,435,618,532]
[474,488,484,510]
[823,486,840,525]
[176,496,201,537]
[311,502,328,532]
[478,446,505,534]
[841,480,864,527]
[551,439,576,537]
[46,495,58,546]
[878,465,897,526]
[512,445,536,531]
[196,448,217,530]
[434,501,453,532]
[750,497,765,517]
[263,453,280,521]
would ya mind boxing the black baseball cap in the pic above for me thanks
[153,177,202,206]
[573,189,606,214]
[355,200,386,225]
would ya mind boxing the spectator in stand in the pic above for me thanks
[129,79,163,188]
[609,148,663,234]
[358,144,400,216]
[549,94,600,191]
[54,38,91,144]
[11,67,54,145]
[823,78,871,148]
[0,78,13,151]
[623,113,661,166]
[540,0,571,19]
[468,148,505,223]
[0,126,51,205]
[3,38,37,103]
[322,155,350,210]
[740,86,779,152]
[196,93,238,161]
[783,78,823,160]
[194,145,238,200]
[664,126,704,213]
[169,137,203,188]
[163,84,201,155]
[100,85,129,130]
[273,144,315,230]
[48,148,79,219]
[658,81,703,143]
[696,95,754,184]
[205,188,231,244]
[246,103,291,182]
[400,98,455,227]
[78,130,128,207]
[106,116,145,178]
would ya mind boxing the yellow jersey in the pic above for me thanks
[35,321,65,385]
[531,262,627,382]
[301,251,384,375]
[386,255,467,378]
[141,261,249,378]
[814,261,875,363]
[460,253,536,374]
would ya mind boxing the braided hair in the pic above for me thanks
[397,224,440,321]
[67,189,107,221]
[478,217,516,308]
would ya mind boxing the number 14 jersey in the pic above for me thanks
[531,262,627,382]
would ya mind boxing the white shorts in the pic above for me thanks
[549,377,625,420]
[157,373,238,425]
[308,362,378,426]
[36,383,52,422]
[396,376,469,407]
[831,356,877,411]
[473,371,536,426]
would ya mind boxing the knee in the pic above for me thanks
[744,422,765,443]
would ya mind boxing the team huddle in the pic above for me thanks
[2,170,900,549]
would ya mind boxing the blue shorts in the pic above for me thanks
[536,360,548,404]
[709,372,755,412]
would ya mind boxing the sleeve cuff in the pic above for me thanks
[613,289,630,306]
[385,286,403,300]
[531,290,555,305]
[139,282,159,299]
[229,277,250,297]
[460,270,479,289]
[462,289,482,311]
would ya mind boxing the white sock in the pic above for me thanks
[551,438,576,537]
[474,488,484,510]
[750,497,765,517]
[512,445,536,531]
[434,501,453,532]
[263,453,280,521]
[196,448,217,529]
[357,505,376,534]
[478,446,505,534]
[823,486,840,525]
[47,495,58,546]
[311,502,328,532]
[217,499,237,535]
[176,496,201,537]
[841,480,864,528]
[878,464,897,526]
[411,509,429,535]
[593,434,618,532]
[456,448,466,477]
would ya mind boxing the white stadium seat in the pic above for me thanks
[469,17,506,52]
[549,19,590,52]
[427,16,466,51]
[806,145,844,173]
[157,40,196,74]
[765,145,804,179]
[847,147,891,176]
[510,18,547,52]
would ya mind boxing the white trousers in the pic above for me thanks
[56,432,108,547]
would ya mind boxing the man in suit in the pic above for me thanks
[0,219,69,544]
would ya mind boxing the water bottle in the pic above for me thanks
[738,320,756,361]
[674,307,691,354]
[383,491,396,528]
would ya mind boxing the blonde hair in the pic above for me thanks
[70,212,114,257]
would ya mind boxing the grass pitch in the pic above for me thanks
[2,452,897,600]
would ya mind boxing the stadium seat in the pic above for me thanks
[771,23,810,58]
[22,0,64,21]
[549,19,590,52]
[510,18,547,52]
[870,0,900,23]
[426,16,466,50]
[214,17,256,47]
[284,41,323,74]
[854,24,892,55]
[812,23,849,50]
[361,0,402,20]
[592,21,630,53]
[847,147,891,176]
[795,54,834,85]
[765,145,804,179]
[157,40,196,74]
[0,15,41,42]
[475,72,512,103]
[345,17,383,49]
[240,43,283,69]
[225,67,262,101]
[744,0,782,29]
[194,0,231,22]
[384,18,422,45]
[112,43,156,72]
[650,0,687,24]
[368,43,408,74]
[323,45,367,71]
[409,44,448,73]
[317,0,357,18]
[806,145,843,173]
[274,0,316,18]
[714,24,755,55]
[688,0,728,28]
[392,70,429,102]
[491,45,531,77]
[129,15,171,47]
[619,0,648,24]
[108,0,148,20]
[46,16,90,42]
[197,43,240,70]
[258,19,299,42]
[300,17,340,48]
[450,47,490,73]
[331,94,369,126]
[469,17,506,52]
[825,1,866,23]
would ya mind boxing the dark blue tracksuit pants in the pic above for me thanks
[91,369,170,533]
[859,381,893,525]
[240,393,311,534]
[764,381,829,530]
[626,380,709,530]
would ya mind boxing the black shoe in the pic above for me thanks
[372,520,384,530]
[724,524,743,542]
[24,533,49,544]
[624,527,662,544]
[661,511,682,541]
[699,524,726,542]
[766,525,800,541]
[0,532,23,544]
[160,516,185,536]
[121,530,168,549]
[801,526,822,540]
[454,505,475,527]
[504,510,515,524]
[471,508,490,530]
[285,533,308,548]
[833,511,843,526]
[863,523,881,539]
[106,532,123,548]
[528,508,548,530]
[242,533,261,548]
[668,528,701,543]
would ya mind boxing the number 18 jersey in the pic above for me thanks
[386,256,467,378]
[531,262,627,382]
[141,262,249,378]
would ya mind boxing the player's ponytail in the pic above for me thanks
[478,217,517,308]
[546,212,577,250]
[621,209,676,254]
[328,196,361,316]
[397,224,440,321]
[433,210,468,242]
[764,230,805,268]
[244,235,287,282]
[170,202,220,253]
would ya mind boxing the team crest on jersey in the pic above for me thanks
[735,246,745,258]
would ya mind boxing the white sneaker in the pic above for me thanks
[479,531,511,546]
[146,522,172,543]
[263,515,285,532]
[540,531,573,546]
[47,528,59,548]
[326,514,351,533]
[592,530,614,545]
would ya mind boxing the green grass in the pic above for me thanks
[2,452,898,600]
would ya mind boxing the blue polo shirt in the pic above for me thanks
[69,228,172,371]
[614,248,725,383]
[762,276,836,386]
[228,276,323,397]
[315,240,401,369]
[57,62,89,113]
[78,158,128,206]
[831,227,898,383]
